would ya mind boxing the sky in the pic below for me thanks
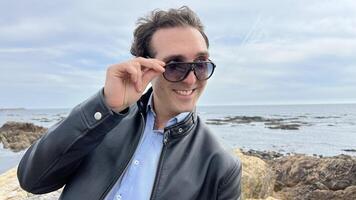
[1,0,356,108]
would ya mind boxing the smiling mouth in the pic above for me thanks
[173,89,195,96]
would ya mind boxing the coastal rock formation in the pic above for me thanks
[272,154,356,200]
[0,167,28,200]
[242,149,284,161]
[206,116,311,130]
[0,122,47,152]
[234,149,276,199]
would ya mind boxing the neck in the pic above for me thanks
[152,95,177,130]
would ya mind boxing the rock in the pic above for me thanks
[0,167,62,200]
[206,116,274,124]
[235,149,356,200]
[242,149,284,161]
[266,124,301,130]
[0,108,26,111]
[274,185,356,200]
[229,116,267,123]
[342,149,356,152]
[271,154,356,199]
[206,115,311,130]
[0,167,28,200]
[264,121,282,126]
[205,121,228,125]
[234,149,276,199]
[308,185,356,200]
[314,116,341,119]
[246,197,280,200]
[0,122,47,152]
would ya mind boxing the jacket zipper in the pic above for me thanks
[149,130,169,200]
[100,112,146,200]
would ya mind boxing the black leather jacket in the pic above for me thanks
[18,89,241,200]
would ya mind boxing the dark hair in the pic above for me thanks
[130,6,209,58]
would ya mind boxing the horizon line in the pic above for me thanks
[2,102,356,110]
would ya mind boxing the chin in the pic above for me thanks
[174,102,196,113]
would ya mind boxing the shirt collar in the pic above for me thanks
[147,94,190,128]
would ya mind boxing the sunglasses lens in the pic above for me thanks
[164,63,190,82]
[194,62,214,80]
[163,61,215,82]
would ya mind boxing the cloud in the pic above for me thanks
[1,0,356,108]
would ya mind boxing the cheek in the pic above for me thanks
[197,81,207,93]
[152,76,171,94]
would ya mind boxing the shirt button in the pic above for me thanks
[94,112,102,120]
[115,194,122,200]
[134,160,140,165]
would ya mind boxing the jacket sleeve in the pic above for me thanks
[17,89,129,194]
[217,157,242,200]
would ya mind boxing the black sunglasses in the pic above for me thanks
[163,60,216,82]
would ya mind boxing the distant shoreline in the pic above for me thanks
[0,108,26,111]
[198,102,356,107]
[1,102,356,111]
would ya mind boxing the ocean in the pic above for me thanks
[1,104,356,173]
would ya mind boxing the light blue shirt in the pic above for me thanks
[105,94,189,200]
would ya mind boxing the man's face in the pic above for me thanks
[151,26,209,116]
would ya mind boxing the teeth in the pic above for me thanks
[175,90,193,96]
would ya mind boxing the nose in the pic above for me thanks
[182,70,197,85]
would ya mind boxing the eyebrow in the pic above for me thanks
[162,55,185,63]
[162,51,210,63]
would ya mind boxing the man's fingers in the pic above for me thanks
[142,69,162,86]
[135,57,165,73]
[135,64,143,92]
[117,64,138,83]
[109,57,165,92]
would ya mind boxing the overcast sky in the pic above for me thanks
[1,0,356,108]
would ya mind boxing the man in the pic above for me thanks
[18,6,241,200]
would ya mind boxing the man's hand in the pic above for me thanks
[104,57,165,113]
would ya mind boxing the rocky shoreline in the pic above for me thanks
[206,115,313,130]
[0,122,355,200]
[237,149,356,200]
[0,122,47,152]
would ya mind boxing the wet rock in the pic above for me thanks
[31,118,52,123]
[206,115,311,130]
[205,120,228,125]
[342,149,356,152]
[206,116,270,125]
[241,149,284,161]
[229,116,267,123]
[314,116,341,119]
[0,122,47,152]
[264,121,282,126]
[267,124,301,130]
